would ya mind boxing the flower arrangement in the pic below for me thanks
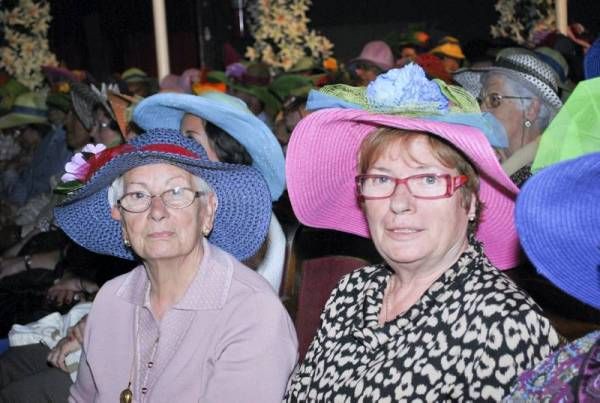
[0,0,58,90]
[366,64,449,112]
[245,0,334,72]
[490,0,556,46]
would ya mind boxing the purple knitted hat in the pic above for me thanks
[54,128,272,261]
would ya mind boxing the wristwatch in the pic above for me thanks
[23,254,33,270]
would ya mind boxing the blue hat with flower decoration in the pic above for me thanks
[305,64,508,148]
[54,128,272,262]
[132,92,285,201]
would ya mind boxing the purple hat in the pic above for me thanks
[54,128,272,261]
[516,152,600,309]
[350,40,395,71]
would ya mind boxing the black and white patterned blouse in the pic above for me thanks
[284,243,560,402]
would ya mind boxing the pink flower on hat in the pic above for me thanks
[61,143,107,183]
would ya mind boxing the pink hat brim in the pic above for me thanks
[286,108,520,270]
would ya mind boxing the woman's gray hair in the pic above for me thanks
[107,172,215,208]
[483,72,556,130]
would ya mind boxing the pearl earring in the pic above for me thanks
[124,238,131,247]
[524,120,532,128]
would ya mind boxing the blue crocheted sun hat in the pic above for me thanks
[54,128,272,262]
[132,92,285,201]
[516,152,600,309]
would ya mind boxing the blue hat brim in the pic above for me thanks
[132,93,285,201]
[516,152,600,309]
[54,128,272,262]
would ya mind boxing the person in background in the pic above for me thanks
[347,40,395,86]
[120,67,153,98]
[454,50,562,186]
[430,36,466,74]
[506,152,600,401]
[133,92,287,293]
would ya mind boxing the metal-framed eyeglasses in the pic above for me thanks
[117,187,203,213]
[356,173,468,200]
[478,92,532,109]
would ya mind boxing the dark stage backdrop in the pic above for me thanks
[47,0,600,81]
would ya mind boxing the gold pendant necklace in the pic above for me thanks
[120,384,133,403]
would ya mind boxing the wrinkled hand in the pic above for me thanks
[47,315,87,372]
[47,277,85,306]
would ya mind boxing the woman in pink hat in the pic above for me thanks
[284,65,559,401]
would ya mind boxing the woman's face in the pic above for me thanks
[180,114,220,161]
[111,163,216,263]
[363,136,474,272]
[91,108,122,147]
[480,74,526,156]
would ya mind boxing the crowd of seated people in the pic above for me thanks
[0,22,599,402]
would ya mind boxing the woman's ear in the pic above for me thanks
[525,97,541,122]
[199,193,218,235]
[111,206,122,221]
[467,193,477,219]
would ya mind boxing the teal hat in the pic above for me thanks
[133,92,285,200]
[0,92,48,129]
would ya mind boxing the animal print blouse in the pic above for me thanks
[284,242,560,402]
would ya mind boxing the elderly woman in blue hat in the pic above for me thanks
[133,91,288,292]
[52,128,297,402]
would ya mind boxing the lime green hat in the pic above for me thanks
[532,77,600,172]
[0,92,48,129]
[121,67,149,83]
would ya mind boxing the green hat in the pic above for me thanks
[532,77,600,173]
[46,92,72,113]
[121,67,149,83]
[270,74,314,102]
[0,92,48,129]
[0,78,29,115]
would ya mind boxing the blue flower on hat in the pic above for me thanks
[366,64,449,111]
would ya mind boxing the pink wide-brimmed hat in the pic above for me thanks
[286,108,520,270]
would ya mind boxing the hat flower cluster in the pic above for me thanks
[61,143,107,184]
[366,63,449,112]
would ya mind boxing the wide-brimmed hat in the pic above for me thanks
[70,82,116,131]
[132,92,285,201]
[0,92,48,129]
[430,38,465,60]
[305,64,508,148]
[350,40,395,72]
[584,38,600,79]
[531,77,600,173]
[453,51,563,110]
[0,78,29,114]
[286,108,520,269]
[54,128,272,262]
[516,152,600,309]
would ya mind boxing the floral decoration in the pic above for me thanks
[245,0,334,72]
[0,0,58,90]
[490,0,556,46]
[60,144,107,183]
[366,64,449,112]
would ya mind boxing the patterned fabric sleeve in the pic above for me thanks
[468,308,559,401]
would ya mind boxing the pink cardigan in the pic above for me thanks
[70,239,298,402]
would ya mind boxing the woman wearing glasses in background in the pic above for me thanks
[454,49,562,186]
[284,106,559,401]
